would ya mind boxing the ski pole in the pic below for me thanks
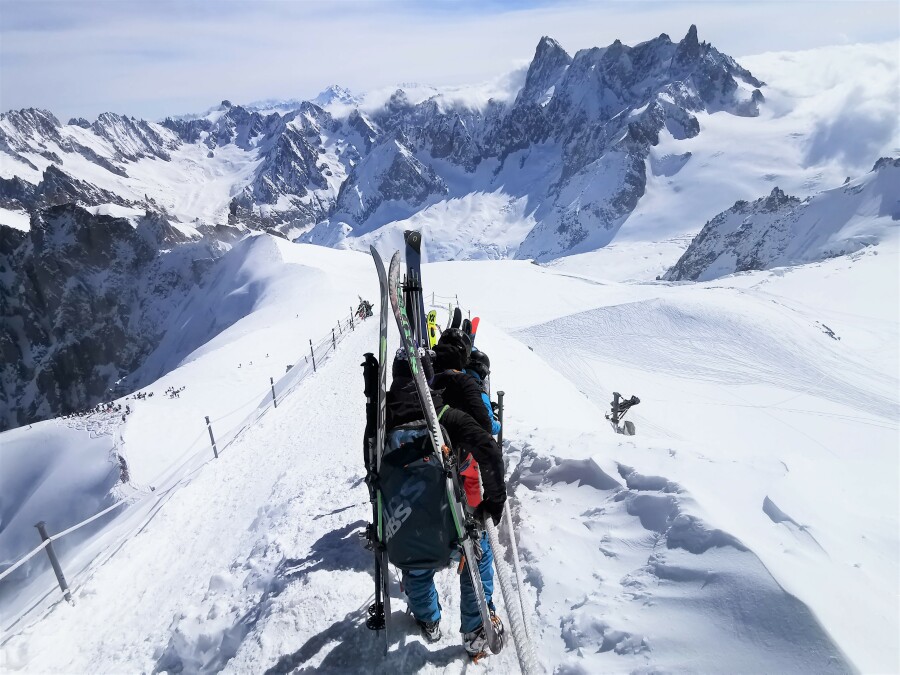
[309,339,316,372]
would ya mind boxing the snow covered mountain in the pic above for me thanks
[3,29,895,267]
[2,27,767,257]
[1,22,898,675]
[0,204,233,431]
[305,26,766,258]
[1,231,896,673]
[664,157,900,281]
[1,30,895,430]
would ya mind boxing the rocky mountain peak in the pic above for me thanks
[313,85,358,107]
[762,186,796,211]
[535,36,568,60]
[674,24,701,65]
[872,156,900,171]
[516,35,572,106]
[0,108,63,149]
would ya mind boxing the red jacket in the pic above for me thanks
[459,452,482,508]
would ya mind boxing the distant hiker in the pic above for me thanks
[386,348,506,657]
[357,296,373,320]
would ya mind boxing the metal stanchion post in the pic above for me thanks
[35,522,72,604]
[205,416,219,458]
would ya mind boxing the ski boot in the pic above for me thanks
[416,618,441,643]
[464,610,505,662]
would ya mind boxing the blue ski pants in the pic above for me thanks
[402,531,495,634]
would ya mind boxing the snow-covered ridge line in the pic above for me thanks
[0,305,362,634]
[664,156,900,281]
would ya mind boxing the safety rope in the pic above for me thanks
[0,308,362,589]
[485,514,542,674]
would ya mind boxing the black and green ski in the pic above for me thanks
[363,246,392,651]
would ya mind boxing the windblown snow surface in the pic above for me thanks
[1,226,897,673]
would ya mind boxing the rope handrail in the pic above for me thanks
[0,305,365,588]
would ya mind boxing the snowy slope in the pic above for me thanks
[664,157,900,281]
[2,228,897,672]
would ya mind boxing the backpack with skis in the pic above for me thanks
[386,250,504,656]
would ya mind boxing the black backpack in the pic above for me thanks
[380,415,459,570]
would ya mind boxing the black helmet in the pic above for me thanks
[392,347,411,379]
[436,328,472,370]
[438,328,472,357]
[467,349,490,380]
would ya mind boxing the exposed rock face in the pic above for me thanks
[515,36,573,107]
[664,159,900,281]
[90,112,177,161]
[0,205,220,430]
[1,26,766,257]
[333,138,448,225]
[0,165,134,213]
[300,25,764,258]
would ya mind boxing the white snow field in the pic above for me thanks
[1,228,897,673]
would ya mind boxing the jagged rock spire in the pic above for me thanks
[674,24,702,65]
[516,36,572,106]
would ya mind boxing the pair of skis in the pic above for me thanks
[402,231,429,348]
[367,244,503,657]
[363,251,392,652]
[447,307,480,344]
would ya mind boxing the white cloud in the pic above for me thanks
[1,0,897,121]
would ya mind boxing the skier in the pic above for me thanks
[430,330,500,509]
[386,349,506,657]
[431,329,492,433]
[465,349,500,436]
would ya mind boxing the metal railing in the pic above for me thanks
[0,307,367,633]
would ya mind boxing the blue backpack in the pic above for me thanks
[380,414,458,570]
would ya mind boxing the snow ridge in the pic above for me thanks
[665,157,900,281]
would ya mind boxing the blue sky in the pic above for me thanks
[1,0,897,121]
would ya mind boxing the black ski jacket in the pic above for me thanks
[431,369,492,434]
[386,377,506,503]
